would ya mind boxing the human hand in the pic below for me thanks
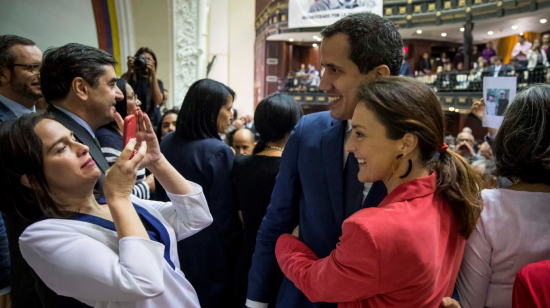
[133,110,163,169]
[292,225,299,238]
[0,292,11,308]
[457,141,476,157]
[127,56,134,71]
[441,297,461,308]
[114,111,124,134]
[146,58,156,76]
[145,174,155,193]
[104,138,147,202]
[472,98,485,120]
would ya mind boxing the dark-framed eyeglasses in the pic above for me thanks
[5,64,41,75]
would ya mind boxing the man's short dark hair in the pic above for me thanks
[40,43,117,102]
[320,13,403,76]
[0,35,36,67]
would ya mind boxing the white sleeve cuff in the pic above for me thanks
[245,299,269,308]
[0,286,10,296]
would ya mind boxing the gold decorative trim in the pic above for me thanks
[407,14,412,19]
[466,6,471,12]
[497,1,503,6]
[399,6,407,14]
[428,3,436,11]
[472,9,497,15]
[436,10,442,16]
[412,17,437,22]
[414,4,422,12]
[385,7,393,15]
[444,1,452,9]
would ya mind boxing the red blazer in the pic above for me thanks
[513,260,550,308]
[275,173,465,307]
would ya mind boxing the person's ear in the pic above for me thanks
[0,66,10,84]
[21,174,32,189]
[72,77,89,101]
[401,133,419,158]
[373,64,391,77]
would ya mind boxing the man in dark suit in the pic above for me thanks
[40,43,123,198]
[418,52,432,74]
[0,34,43,308]
[246,13,400,308]
[497,91,509,116]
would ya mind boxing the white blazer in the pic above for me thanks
[457,189,550,308]
[526,49,548,71]
[19,182,213,308]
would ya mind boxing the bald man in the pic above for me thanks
[233,128,256,156]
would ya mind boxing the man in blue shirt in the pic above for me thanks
[0,34,43,308]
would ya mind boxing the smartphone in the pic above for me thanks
[122,114,137,159]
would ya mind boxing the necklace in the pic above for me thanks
[265,145,284,151]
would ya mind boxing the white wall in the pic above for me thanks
[228,0,255,117]
[0,0,98,51]
[131,0,174,108]
[208,0,229,85]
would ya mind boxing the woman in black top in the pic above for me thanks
[156,79,242,308]
[232,93,303,307]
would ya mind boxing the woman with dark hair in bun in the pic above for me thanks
[232,93,303,307]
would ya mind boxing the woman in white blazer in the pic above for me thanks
[526,45,548,71]
[0,110,213,308]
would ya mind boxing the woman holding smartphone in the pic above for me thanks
[0,110,212,308]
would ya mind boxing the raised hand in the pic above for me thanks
[104,138,147,202]
[133,110,163,169]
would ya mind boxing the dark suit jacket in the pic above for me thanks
[156,133,243,307]
[418,58,431,73]
[46,105,109,197]
[497,99,509,116]
[247,111,387,308]
[0,100,14,293]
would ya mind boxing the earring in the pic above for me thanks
[395,154,413,179]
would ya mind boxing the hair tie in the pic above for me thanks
[437,143,449,154]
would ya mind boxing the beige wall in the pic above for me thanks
[131,0,174,108]
[228,0,255,117]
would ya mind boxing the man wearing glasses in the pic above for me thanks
[0,34,43,308]
[0,35,42,122]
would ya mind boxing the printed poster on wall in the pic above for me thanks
[289,0,383,29]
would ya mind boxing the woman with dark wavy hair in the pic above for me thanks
[275,77,483,307]
[457,84,550,308]
[0,111,212,308]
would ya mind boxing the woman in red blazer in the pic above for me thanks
[275,77,483,307]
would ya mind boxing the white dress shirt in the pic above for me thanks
[0,93,35,117]
[54,105,96,138]
[20,182,213,308]
[457,188,550,308]
[511,42,533,61]
[492,64,502,77]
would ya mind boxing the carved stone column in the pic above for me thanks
[173,0,208,105]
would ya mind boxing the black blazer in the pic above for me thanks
[46,105,110,197]
[156,132,243,293]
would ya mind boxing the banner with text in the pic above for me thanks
[289,0,383,29]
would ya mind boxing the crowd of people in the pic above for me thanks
[0,11,549,308]
[406,34,550,91]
